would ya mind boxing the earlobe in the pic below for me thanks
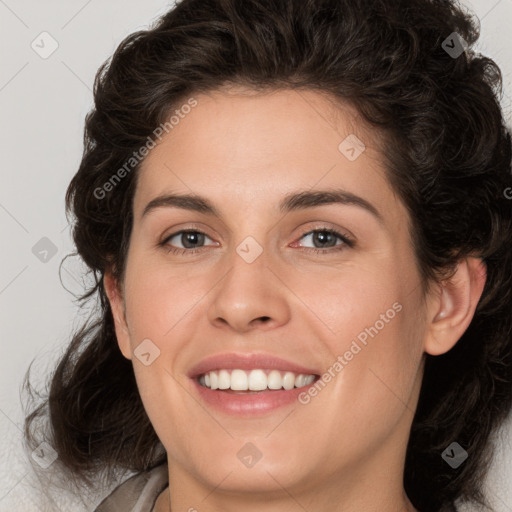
[425,257,487,356]
[103,271,133,360]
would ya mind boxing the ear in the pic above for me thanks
[424,257,487,356]
[103,271,133,360]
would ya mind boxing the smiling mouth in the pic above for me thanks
[197,368,319,392]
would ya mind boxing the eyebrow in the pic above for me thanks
[141,188,384,223]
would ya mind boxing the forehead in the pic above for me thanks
[133,87,404,224]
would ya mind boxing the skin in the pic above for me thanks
[104,86,486,512]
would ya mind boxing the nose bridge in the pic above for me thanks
[207,230,290,331]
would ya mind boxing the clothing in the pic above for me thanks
[93,462,169,512]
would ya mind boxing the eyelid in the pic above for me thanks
[160,228,217,249]
[296,222,355,241]
[290,225,355,250]
[159,222,214,243]
[159,222,356,253]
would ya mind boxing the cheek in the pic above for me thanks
[328,295,425,434]
[123,261,202,343]
[295,260,405,342]
[299,307,424,468]
[304,259,426,412]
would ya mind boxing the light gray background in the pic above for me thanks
[1,0,511,510]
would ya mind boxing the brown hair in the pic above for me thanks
[23,0,512,510]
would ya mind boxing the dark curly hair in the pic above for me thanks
[22,0,512,511]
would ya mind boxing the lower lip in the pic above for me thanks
[191,378,314,416]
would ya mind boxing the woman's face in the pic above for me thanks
[107,87,436,507]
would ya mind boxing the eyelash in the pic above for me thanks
[159,227,355,256]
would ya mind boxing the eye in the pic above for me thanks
[293,227,355,254]
[159,226,355,256]
[159,229,217,255]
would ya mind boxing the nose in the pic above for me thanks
[207,252,291,333]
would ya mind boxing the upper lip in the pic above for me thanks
[187,353,320,378]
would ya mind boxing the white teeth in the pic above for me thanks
[294,374,306,387]
[218,369,230,389]
[267,370,282,389]
[304,375,315,385]
[248,369,267,390]
[282,372,295,390]
[198,369,316,391]
[210,371,219,390]
[230,369,248,390]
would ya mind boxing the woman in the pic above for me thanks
[23,0,512,511]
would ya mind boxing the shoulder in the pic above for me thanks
[93,463,168,512]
